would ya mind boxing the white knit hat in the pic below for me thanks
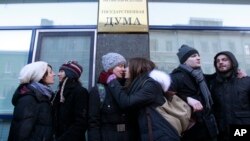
[101,52,126,72]
[19,61,48,84]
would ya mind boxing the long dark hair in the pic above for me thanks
[125,57,155,88]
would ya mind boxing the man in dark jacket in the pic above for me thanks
[170,44,218,141]
[210,51,250,141]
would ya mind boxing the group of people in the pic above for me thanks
[7,44,250,141]
[8,61,88,141]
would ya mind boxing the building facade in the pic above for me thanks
[1,1,250,140]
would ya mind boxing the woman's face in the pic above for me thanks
[112,64,126,78]
[58,70,66,82]
[43,66,55,85]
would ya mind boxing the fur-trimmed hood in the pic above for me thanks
[149,69,171,92]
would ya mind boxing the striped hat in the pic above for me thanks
[59,61,82,79]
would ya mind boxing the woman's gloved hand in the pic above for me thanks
[106,74,117,84]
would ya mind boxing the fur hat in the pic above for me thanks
[101,52,126,72]
[149,69,171,92]
[177,44,199,64]
[19,61,48,84]
[60,61,82,79]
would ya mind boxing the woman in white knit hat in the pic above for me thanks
[88,52,137,141]
[8,61,55,141]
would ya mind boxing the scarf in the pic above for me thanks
[179,64,213,110]
[29,82,54,100]
[59,77,68,103]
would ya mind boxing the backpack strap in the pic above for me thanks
[146,108,154,141]
[141,78,150,88]
[141,78,154,141]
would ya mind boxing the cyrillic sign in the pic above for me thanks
[98,0,148,32]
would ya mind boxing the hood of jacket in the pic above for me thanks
[12,84,50,106]
[213,51,238,77]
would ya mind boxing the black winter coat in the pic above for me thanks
[88,82,133,141]
[210,76,250,139]
[8,84,53,141]
[170,67,218,141]
[108,73,180,141]
[53,80,88,141]
[210,51,250,141]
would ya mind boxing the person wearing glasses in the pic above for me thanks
[8,61,55,141]
[52,61,89,141]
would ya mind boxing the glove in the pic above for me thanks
[107,74,117,84]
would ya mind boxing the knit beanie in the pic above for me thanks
[59,61,82,79]
[19,61,48,84]
[177,44,199,64]
[102,52,126,72]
